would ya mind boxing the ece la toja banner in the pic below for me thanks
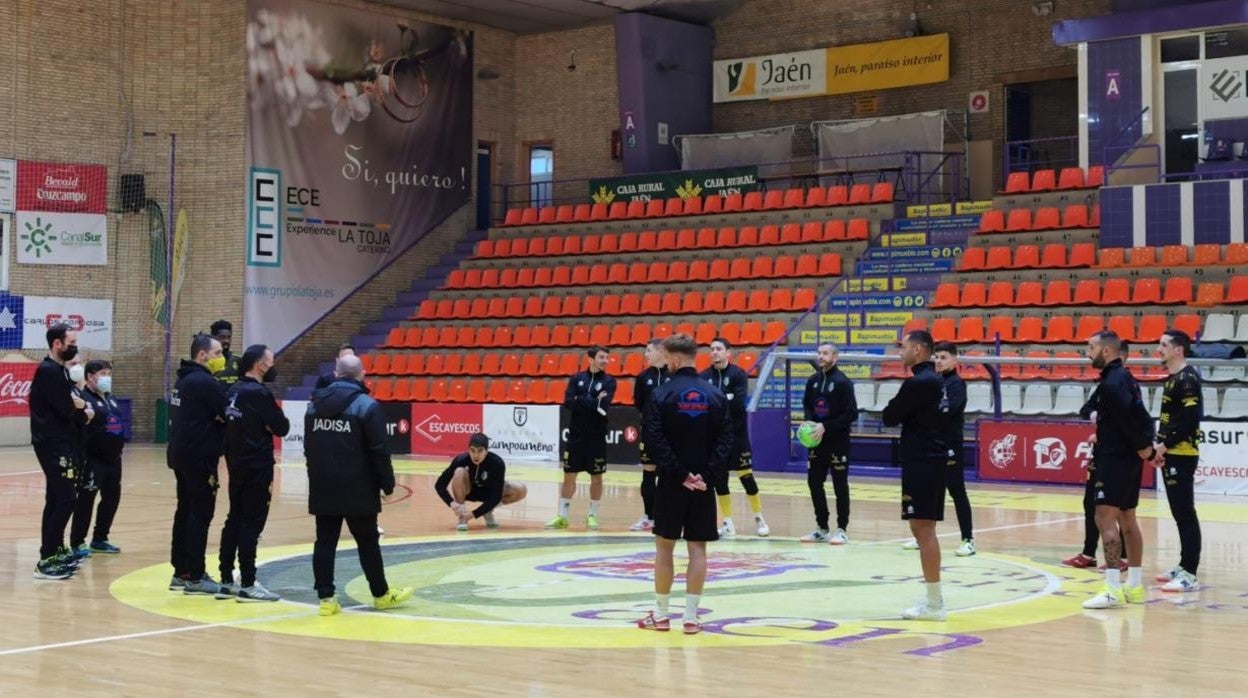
[15,161,107,214]
[589,166,759,204]
[977,420,1155,488]
[483,404,559,461]
[713,34,949,103]
[15,211,108,265]
[21,295,114,351]
[244,0,473,352]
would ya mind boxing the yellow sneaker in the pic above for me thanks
[544,515,569,529]
[374,586,414,610]
[319,597,341,616]
[1123,584,1146,604]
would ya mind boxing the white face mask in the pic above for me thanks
[68,365,85,383]
[96,375,112,394]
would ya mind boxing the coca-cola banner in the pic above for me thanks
[409,403,482,457]
[16,161,107,214]
[0,360,36,447]
[978,420,1155,488]
[20,295,113,351]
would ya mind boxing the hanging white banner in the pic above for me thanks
[482,404,559,462]
[21,295,114,351]
[15,211,107,265]
[1204,56,1248,121]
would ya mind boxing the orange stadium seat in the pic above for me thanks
[804,186,827,208]
[1226,276,1248,304]
[1001,171,1029,194]
[1039,243,1067,268]
[1225,243,1248,265]
[827,185,849,206]
[1161,276,1193,305]
[1013,281,1044,307]
[1031,208,1060,231]
[955,317,984,343]
[1097,247,1125,268]
[870,182,894,203]
[782,187,805,209]
[1136,315,1167,343]
[986,316,1015,342]
[957,246,987,271]
[538,207,556,224]
[847,219,870,240]
[1015,317,1044,343]
[1128,247,1156,267]
[682,196,703,215]
[1100,278,1131,305]
[662,197,683,217]
[626,200,646,219]
[1031,169,1056,191]
[760,190,783,210]
[1005,208,1033,232]
[1192,282,1225,308]
[1173,313,1202,337]
[1043,315,1075,343]
[1056,167,1086,190]
[411,378,431,402]
[1075,315,1106,340]
[931,318,955,343]
[555,205,575,223]
[1161,245,1188,267]
[1059,204,1089,229]
[502,208,523,226]
[984,246,1012,270]
[1190,244,1220,267]
[931,283,960,308]
[848,184,871,205]
[572,203,593,222]
[1072,280,1101,305]
[702,194,724,213]
[985,282,1014,307]
[977,209,1005,234]
[955,282,988,308]
[695,227,717,249]
[1086,165,1105,188]
[675,228,697,249]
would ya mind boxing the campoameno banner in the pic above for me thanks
[244,0,472,351]
[589,166,759,204]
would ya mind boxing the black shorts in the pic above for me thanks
[653,476,718,542]
[639,441,653,466]
[563,442,607,475]
[727,447,753,471]
[1093,457,1143,510]
[901,460,946,521]
[808,446,848,470]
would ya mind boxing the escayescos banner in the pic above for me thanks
[978,421,1154,487]
[482,404,558,461]
[559,406,641,466]
[1184,421,1248,496]
[409,403,482,457]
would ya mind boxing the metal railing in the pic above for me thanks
[1003,135,1079,182]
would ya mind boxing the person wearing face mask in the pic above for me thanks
[168,333,229,595]
[70,361,125,556]
[30,323,92,579]
[210,320,241,387]
[216,345,289,602]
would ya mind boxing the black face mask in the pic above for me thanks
[262,367,277,383]
[59,345,78,362]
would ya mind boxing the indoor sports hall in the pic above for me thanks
[2,0,1247,694]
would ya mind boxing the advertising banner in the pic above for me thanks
[380,402,413,455]
[15,211,108,265]
[409,402,482,457]
[714,34,949,103]
[559,406,641,465]
[1187,422,1248,496]
[21,295,113,351]
[0,360,37,447]
[244,0,473,352]
[278,399,308,453]
[482,404,559,461]
[0,159,14,213]
[1203,56,1248,120]
[15,161,108,214]
[0,292,22,349]
[978,420,1155,488]
[589,166,759,204]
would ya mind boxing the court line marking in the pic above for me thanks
[870,515,1086,546]
[0,470,42,477]
[6,513,1091,655]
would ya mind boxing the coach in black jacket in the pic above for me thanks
[167,334,228,594]
[800,344,857,543]
[305,354,410,613]
[218,345,290,602]
[70,360,126,556]
[630,338,667,531]
[881,330,948,621]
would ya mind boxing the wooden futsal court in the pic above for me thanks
[1,445,1245,696]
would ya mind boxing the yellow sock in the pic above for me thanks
[717,494,732,518]
[747,493,762,514]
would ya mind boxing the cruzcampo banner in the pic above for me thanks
[244,0,473,351]
[589,166,760,204]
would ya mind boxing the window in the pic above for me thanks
[529,145,553,208]
[1160,35,1199,63]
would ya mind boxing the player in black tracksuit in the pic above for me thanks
[551,347,617,529]
[30,323,89,579]
[1152,329,1203,591]
[167,334,228,594]
[434,433,527,530]
[934,343,974,553]
[305,356,410,613]
[801,344,857,542]
[70,361,125,556]
[636,335,733,634]
[1082,331,1155,609]
[881,331,948,621]
[630,338,668,531]
[701,337,768,537]
[218,345,290,601]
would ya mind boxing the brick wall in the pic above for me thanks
[711,0,1110,185]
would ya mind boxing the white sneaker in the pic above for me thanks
[901,603,947,621]
[628,516,654,532]
[955,539,976,557]
[377,525,385,537]
[1155,566,1179,583]
[455,521,469,532]
[1160,569,1199,593]
[1082,586,1127,609]
[718,519,736,538]
[754,514,770,537]
[483,512,499,529]
[901,538,919,550]
[800,529,830,543]
[828,528,848,545]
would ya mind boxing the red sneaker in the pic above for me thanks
[1061,554,1097,568]
[1096,558,1129,572]
[683,619,701,635]
[637,611,670,631]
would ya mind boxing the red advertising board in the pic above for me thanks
[0,361,37,417]
[978,421,1154,487]
[17,161,108,214]
[409,403,483,457]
